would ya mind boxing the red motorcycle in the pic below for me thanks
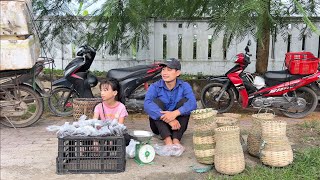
[201,40,320,118]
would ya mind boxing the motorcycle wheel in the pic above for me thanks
[201,82,235,113]
[48,87,79,117]
[0,85,44,128]
[281,87,318,118]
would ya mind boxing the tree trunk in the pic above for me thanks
[256,30,270,74]
[255,1,271,75]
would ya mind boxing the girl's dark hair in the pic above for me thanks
[99,78,123,103]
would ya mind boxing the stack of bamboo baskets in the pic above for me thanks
[191,108,217,164]
[191,110,245,175]
[0,0,40,71]
[247,113,293,167]
[247,113,275,157]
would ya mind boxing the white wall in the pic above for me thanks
[46,18,320,76]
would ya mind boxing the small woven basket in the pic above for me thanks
[247,113,275,157]
[214,126,245,175]
[73,98,102,120]
[215,116,239,127]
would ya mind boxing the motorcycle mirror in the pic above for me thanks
[247,40,251,46]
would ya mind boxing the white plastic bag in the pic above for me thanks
[153,144,185,156]
[253,76,265,89]
[126,139,138,158]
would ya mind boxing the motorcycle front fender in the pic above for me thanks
[208,77,239,102]
[21,82,44,97]
[207,76,229,82]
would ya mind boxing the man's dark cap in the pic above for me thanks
[159,58,181,70]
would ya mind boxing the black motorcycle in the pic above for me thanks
[48,45,162,117]
[0,58,53,128]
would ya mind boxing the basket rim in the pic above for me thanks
[73,98,102,101]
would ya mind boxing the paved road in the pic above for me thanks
[0,114,208,180]
[1,110,318,180]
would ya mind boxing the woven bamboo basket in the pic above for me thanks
[193,133,215,164]
[247,113,275,157]
[214,126,245,175]
[260,150,293,167]
[260,120,293,167]
[73,98,102,120]
[222,113,241,119]
[191,108,217,124]
[261,120,287,138]
[252,113,275,120]
[193,121,217,164]
[215,117,239,127]
[192,108,217,164]
[247,132,261,157]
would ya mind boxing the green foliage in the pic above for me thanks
[179,74,197,80]
[43,68,64,76]
[91,70,106,77]
[210,148,320,180]
[43,68,106,77]
[33,0,319,57]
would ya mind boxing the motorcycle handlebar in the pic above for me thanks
[76,45,96,56]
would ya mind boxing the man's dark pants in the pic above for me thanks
[149,98,190,141]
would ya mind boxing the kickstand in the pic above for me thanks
[3,115,17,129]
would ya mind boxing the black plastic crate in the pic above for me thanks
[56,136,126,174]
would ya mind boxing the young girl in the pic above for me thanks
[93,78,131,147]
[93,78,128,123]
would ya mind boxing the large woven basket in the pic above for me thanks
[73,98,102,120]
[260,120,293,167]
[247,113,275,157]
[192,108,217,164]
[214,126,245,175]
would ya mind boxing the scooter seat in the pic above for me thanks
[264,70,304,82]
[107,65,155,81]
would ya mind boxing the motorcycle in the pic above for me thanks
[201,40,320,118]
[0,58,53,128]
[48,45,162,117]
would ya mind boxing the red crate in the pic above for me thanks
[285,52,319,75]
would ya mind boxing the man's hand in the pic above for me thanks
[160,110,181,123]
[169,120,181,130]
